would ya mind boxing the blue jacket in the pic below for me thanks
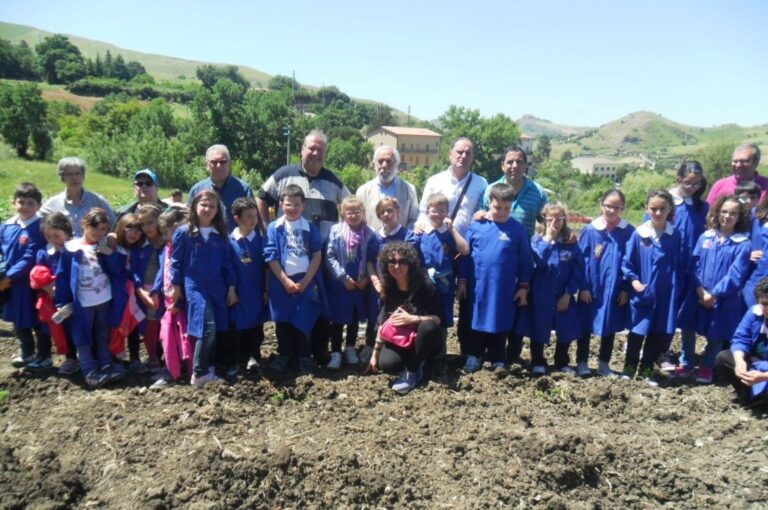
[745,217,768,307]
[55,239,128,346]
[731,305,768,399]
[412,227,458,327]
[188,175,253,232]
[678,229,751,340]
[578,218,634,336]
[264,217,328,335]
[622,221,682,335]
[325,222,377,324]
[1,215,45,328]
[229,228,268,329]
[171,225,236,338]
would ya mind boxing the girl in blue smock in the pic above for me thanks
[578,189,634,377]
[171,190,238,388]
[676,195,751,383]
[621,189,682,381]
[324,196,377,369]
[458,183,532,373]
[744,195,768,307]
[528,202,584,375]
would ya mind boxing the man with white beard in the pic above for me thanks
[355,146,419,231]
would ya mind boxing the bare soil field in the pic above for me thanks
[0,320,766,509]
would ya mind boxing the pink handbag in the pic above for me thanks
[379,318,417,350]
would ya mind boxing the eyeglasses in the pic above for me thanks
[427,208,448,215]
[134,181,154,187]
[719,210,740,217]
[680,181,701,189]
[388,258,409,267]
[344,210,363,216]
[601,204,624,211]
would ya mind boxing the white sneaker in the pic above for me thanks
[597,361,616,378]
[532,365,547,376]
[577,362,591,377]
[246,357,259,371]
[191,373,209,387]
[327,352,342,370]
[344,346,360,365]
[558,366,576,375]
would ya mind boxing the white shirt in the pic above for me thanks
[76,242,112,307]
[284,218,310,276]
[418,168,488,236]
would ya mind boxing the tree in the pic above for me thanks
[535,135,552,161]
[196,64,250,90]
[35,34,85,84]
[696,141,737,182]
[0,82,50,159]
[0,38,39,80]
[268,74,296,91]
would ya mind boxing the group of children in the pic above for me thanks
[2,159,766,391]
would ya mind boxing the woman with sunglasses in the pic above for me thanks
[114,169,168,225]
[367,242,442,395]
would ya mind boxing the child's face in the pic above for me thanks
[601,195,624,223]
[342,205,364,229]
[139,216,161,241]
[281,197,304,221]
[13,197,40,221]
[427,204,448,226]
[83,222,109,244]
[677,173,703,198]
[544,208,566,234]
[235,208,259,234]
[196,197,218,226]
[44,227,69,249]
[647,196,671,230]
[719,200,741,231]
[125,225,143,245]
[489,199,512,223]
[377,205,400,229]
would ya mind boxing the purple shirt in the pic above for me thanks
[706,173,768,207]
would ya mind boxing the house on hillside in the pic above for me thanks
[571,157,618,179]
[366,126,442,170]
[520,133,535,159]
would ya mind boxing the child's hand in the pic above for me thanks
[138,288,154,308]
[172,285,183,303]
[150,294,160,310]
[105,233,118,250]
[616,291,629,306]
[343,277,357,291]
[751,250,764,262]
[227,287,239,306]
[443,217,454,231]
[631,280,647,293]
[356,276,370,290]
[371,276,383,295]
[43,283,55,297]
[284,279,301,294]
[579,290,592,304]
[514,288,528,307]
[699,290,715,309]
[0,277,12,291]
[169,304,180,315]
[556,293,570,312]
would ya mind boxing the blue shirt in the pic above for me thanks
[188,174,253,232]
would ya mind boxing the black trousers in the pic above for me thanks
[379,320,443,372]
[625,332,670,369]
[277,322,311,360]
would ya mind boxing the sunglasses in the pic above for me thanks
[388,258,409,267]
[134,180,154,187]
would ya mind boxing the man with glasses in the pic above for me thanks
[188,144,254,231]
[40,156,115,237]
[707,144,766,206]
[115,169,168,223]
[356,145,419,230]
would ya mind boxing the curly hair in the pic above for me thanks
[706,195,750,233]
[377,241,423,302]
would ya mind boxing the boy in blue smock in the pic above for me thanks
[227,197,268,381]
[1,183,48,369]
[458,183,532,373]
[264,184,327,375]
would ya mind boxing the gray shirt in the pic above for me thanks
[40,189,115,237]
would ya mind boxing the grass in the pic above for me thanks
[0,389,8,403]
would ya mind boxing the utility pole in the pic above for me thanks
[407,105,411,126]
[283,127,292,165]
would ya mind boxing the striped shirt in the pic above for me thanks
[483,176,548,238]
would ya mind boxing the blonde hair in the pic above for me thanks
[341,195,365,213]
[375,197,400,218]
[426,193,449,210]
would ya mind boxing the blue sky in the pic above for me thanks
[2,0,767,127]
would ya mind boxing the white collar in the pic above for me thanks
[7,213,40,228]
[232,227,256,241]
[636,220,674,239]
[65,238,86,253]
[379,224,402,237]
[702,229,749,243]
[591,216,628,231]
[276,216,310,231]
[422,222,448,234]
[46,243,62,256]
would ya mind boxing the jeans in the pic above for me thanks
[192,301,216,377]
[678,329,697,367]
[75,302,111,374]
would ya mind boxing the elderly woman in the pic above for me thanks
[368,241,442,394]
[40,157,115,236]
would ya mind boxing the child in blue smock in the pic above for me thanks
[55,208,128,388]
[746,194,768,307]
[528,202,584,376]
[227,197,267,380]
[622,190,682,382]
[1,183,47,370]
[264,184,327,376]
[578,189,635,377]
[676,195,751,383]
[171,190,238,388]
[325,196,377,370]
[412,193,469,334]
[458,183,532,373]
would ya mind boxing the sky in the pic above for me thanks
[2,0,767,128]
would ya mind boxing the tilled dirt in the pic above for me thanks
[0,321,766,509]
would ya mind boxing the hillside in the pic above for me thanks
[516,114,590,138]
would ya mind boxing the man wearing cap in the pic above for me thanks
[188,144,253,232]
[115,168,168,223]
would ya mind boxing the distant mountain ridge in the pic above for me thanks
[516,114,591,138]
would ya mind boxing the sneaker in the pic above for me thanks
[326,352,342,370]
[557,366,576,375]
[128,359,149,374]
[597,361,615,378]
[532,365,547,376]
[11,354,34,368]
[150,377,174,389]
[621,365,637,380]
[25,358,53,371]
[491,361,507,371]
[671,365,695,379]
[105,364,126,384]
[695,367,714,384]
[391,370,417,395]
[246,357,260,372]
[58,358,80,375]
[657,352,677,373]
[85,370,109,388]
[225,366,239,383]
[344,346,360,365]
[577,362,591,377]
[462,355,482,374]
[298,357,314,376]
[191,373,209,387]
[151,368,171,382]
[269,355,290,374]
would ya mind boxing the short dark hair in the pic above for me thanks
[279,184,305,203]
[488,183,515,203]
[502,146,528,165]
[755,277,768,302]
[81,208,111,229]
[158,208,188,231]
[42,212,73,238]
[232,197,258,218]
[14,182,43,204]
[735,181,761,199]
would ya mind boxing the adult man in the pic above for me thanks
[418,137,488,236]
[481,146,548,238]
[707,144,765,206]
[40,156,115,237]
[188,144,253,231]
[115,169,167,223]
[257,130,350,240]
[356,145,418,230]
